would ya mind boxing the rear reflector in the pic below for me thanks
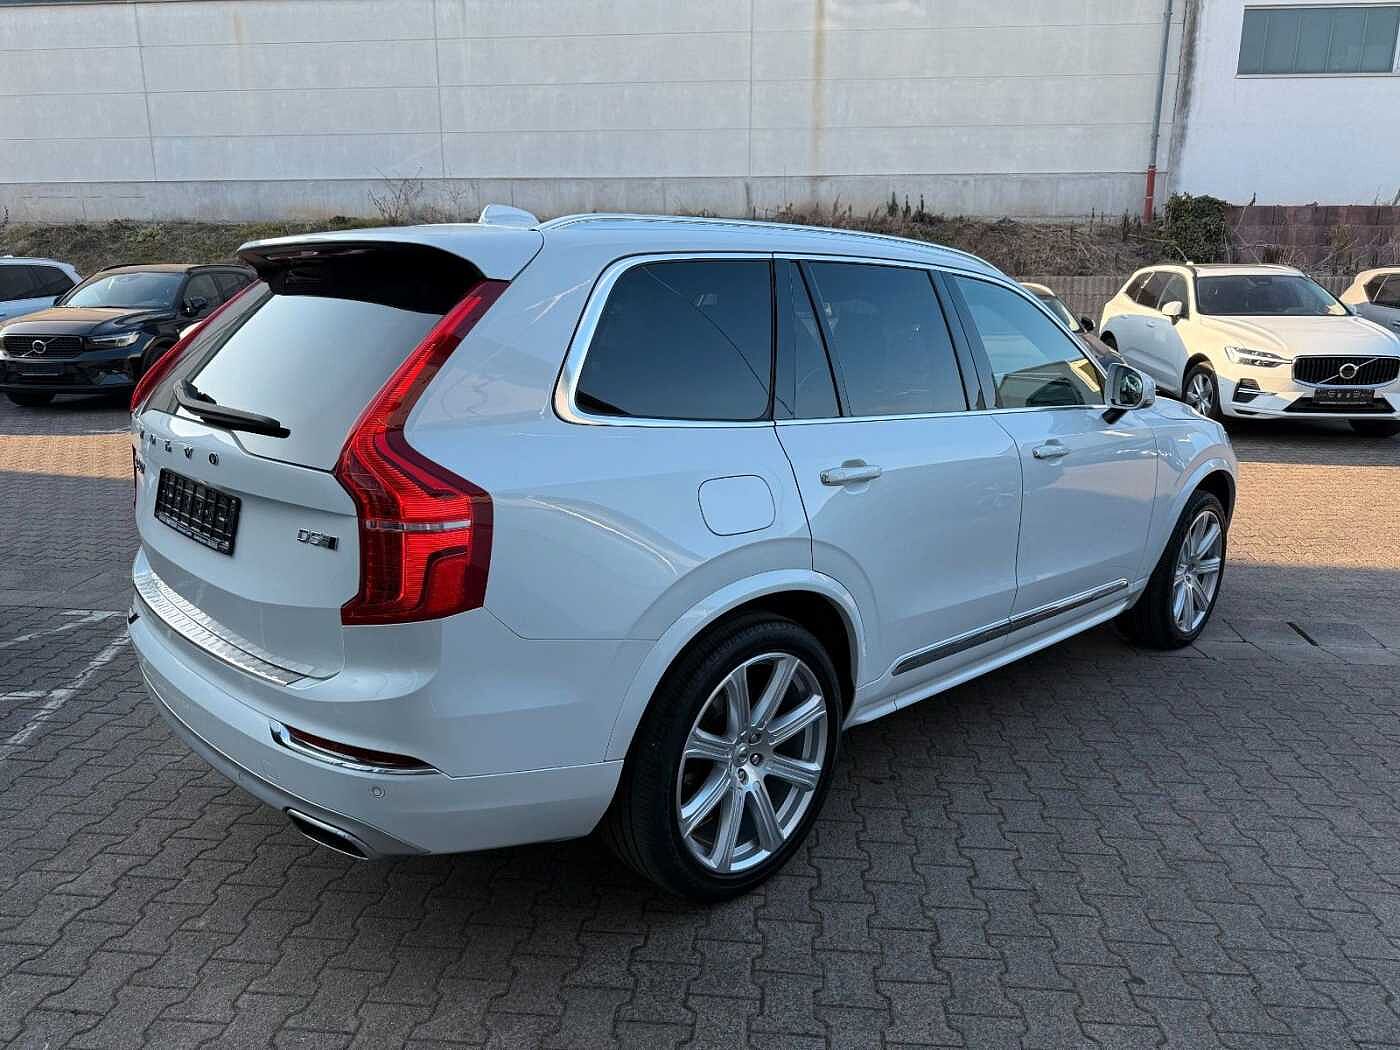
[130,284,255,414]
[335,279,508,625]
[282,724,435,773]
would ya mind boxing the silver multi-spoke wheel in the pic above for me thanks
[1171,509,1223,633]
[675,652,829,874]
[1185,370,1215,416]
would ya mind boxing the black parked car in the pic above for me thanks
[0,263,254,407]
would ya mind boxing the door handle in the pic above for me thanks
[820,462,883,486]
[1032,441,1071,461]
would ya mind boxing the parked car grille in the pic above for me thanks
[2,334,84,358]
[1292,356,1400,386]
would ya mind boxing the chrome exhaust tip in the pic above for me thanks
[285,809,373,860]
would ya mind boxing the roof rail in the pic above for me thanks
[538,212,995,269]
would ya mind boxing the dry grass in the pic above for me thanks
[0,202,1170,278]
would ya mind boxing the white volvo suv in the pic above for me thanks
[128,211,1236,899]
[1099,263,1400,437]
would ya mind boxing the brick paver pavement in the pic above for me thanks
[2,394,1399,1048]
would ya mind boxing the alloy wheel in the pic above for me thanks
[675,652,829,874]
[1185,371,1214,416]
[1171,508,1224,633]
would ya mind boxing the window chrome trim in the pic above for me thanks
[891,578,1129,677]
[553,249,1111,428]
[553,251,778,429]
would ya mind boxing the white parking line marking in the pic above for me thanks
[1,632,131,751]
[0,610,121,650]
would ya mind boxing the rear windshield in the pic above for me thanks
[166,247,480,470]
[1195,275,1346,317]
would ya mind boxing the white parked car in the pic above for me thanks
[128,211,1236,899]
[0,256,80,324]
[1340,267,1400,333]
[1099,263,1400,437]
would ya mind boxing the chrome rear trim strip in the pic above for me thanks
[134,570,332,685]
[269,720,439,776]
[893,578,1129,677]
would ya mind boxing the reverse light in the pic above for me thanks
[1223,345,1287,368]
[336,279,508,625]
[130,284,256,414]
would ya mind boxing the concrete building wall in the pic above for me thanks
[0,0,1184,221]
[1174,0,1400,205]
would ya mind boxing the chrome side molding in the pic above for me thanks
[893,578,1129,677]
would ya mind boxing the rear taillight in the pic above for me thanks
[336,279,508,625]
[129,285,255,414]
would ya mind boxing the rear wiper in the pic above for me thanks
[176,380,289,438]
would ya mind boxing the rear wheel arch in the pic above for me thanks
[652,590,858,724]
[1100,330,1118,349]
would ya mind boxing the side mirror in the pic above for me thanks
[1079,315,1096,332]
[1105,362,1155,419]
[183,296,210,317]
[1161,300,1185,322]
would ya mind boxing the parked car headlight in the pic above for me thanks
[88,331,142,349]
[1223,345,1287,368]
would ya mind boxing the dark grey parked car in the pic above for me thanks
[0,263,254,407]
[1022,281,1124,369]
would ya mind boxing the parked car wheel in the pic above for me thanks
[5,392,54,408]
[1349,419,1400,438]
[1183,363,1222,421]
[603,615,842,900]
[1118,490,1227,649]
[139,341,173,376]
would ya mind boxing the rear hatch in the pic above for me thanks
[133,230,539,679]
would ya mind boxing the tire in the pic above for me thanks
[139,342,172,377]
[5,392,54,408]
[1182,363,1223,421]
[1101,333,1118,352]
[602,614,842,900]
[1349,419,1400,438]
[1118,490,1228,649]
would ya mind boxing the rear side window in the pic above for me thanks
[952,276,1103,410]
[0,266,35,301]
[1373,275,1400,309]
[802,262,966,417]
[576,259,773,421]
[173,246,480,470]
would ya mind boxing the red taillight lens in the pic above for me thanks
[129,284,255,414]
[336,279,508,625]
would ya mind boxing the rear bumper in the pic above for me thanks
[130,600,625,856]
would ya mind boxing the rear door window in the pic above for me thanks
[32,266,75,298]
[801,261,967,417]
[1374,275,1400,309]
[774,260,839,419]
[172,247,480,470]
[1134,272,1171,307]
[575,259,773,421]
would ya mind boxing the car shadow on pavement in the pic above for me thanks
[1227,417,1399,466]
[0,392,131,437]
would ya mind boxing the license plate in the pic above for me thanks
[154,469,241,555]
[1314,387,1374,405]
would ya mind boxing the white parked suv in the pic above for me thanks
[128,210,1236,899]
[1099,263,1400,437]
